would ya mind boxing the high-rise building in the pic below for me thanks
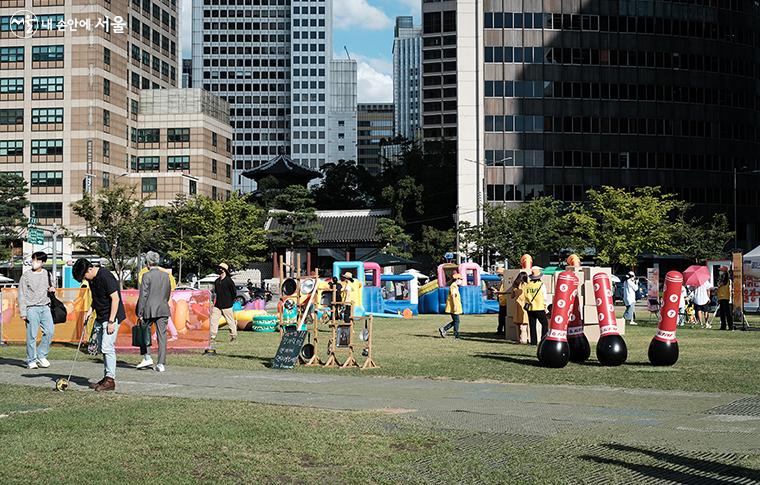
[0,1,180,258]
[393,16,422,140]
[182,58,192,88]
[328,59,357,164]
[192,0,338,193]
[422,1,760,248]
[357,103,394,174]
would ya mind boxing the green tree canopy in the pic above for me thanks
[416,225,456,266]
[269,185,321,250]
[0,173,28,260]
[376,217,413,259]
[311,160,373,210]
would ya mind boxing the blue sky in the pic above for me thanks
[180,0,420,102]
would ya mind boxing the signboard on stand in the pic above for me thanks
[733,252,745,321]
[647,264,660,300]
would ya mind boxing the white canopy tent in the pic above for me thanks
[744,245,760,278]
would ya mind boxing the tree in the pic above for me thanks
[376,218,413,259]
[571,186,682,271]
[269,185,321,250]
[71,185,156,288]
[0,173,28,260]
[311,160,372,210]
[672,209,733,263]
[379,175,424,226]
[416,225,456,266]
[161,194,268,277]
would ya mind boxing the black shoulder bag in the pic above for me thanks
[47,271,68,324]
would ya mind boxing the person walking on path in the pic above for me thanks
[18,251,56,370]
[439,273,464,339]
[136,251,173,372]
[72,258,127,392]
[524,267,548,345]
[692,280,712,328]
[623,271,640,326]
[716,267,733,331]
[206,262,237,352]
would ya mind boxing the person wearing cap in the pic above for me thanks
[135,251,173,372]
[716,267,733,331]
[72,258,127,392]
[207,262,238,352]
[438,273,464,339]
[623,271,640,326]
[524,267,548,345]
[340,272,355,322]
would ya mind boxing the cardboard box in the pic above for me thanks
[583,305,599,323]
[582,266,612,282]
[540,275,553,290]
[501,269,524,288]
[583,281,596,302]
[583,319,626,344]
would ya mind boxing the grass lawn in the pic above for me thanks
[3,307,760,394]
[2,384,759,484]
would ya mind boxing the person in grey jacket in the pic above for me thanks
[18,251,56,369]
[135,251,172,372]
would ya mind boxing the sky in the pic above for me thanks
[180,0,419,103]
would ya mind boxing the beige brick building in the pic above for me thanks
[0,1,231,259]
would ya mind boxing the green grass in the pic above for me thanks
[4,310,760,394]
[1,384,758,484]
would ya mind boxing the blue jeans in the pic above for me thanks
[443,314,461,338]
[25,306,54,364]
[95,320,120,379]
[624,304,634,321]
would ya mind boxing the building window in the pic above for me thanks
[103,109,110,127]
[31,139,62,156]
[142,177,157,194]
[31,108,63,124]
[103,47,110,66]
[167,155,190,171]
[0,15,25,33]
[134,156,160,172]
[212,132,218,147]
[0,78,23,94]
[0,108,23,126]
[226,138,231,153]
[167,127,190,143]
[30,171,63,194]
[103,78,110,96]
[30,202,62,221]
[0,47,24,64]
[132,128,159,143]
[32,76,63,93]
[211,186,217,199]
[225,164,231,179]
[32,45,64,62]
[102,172,110,188]
[0,140,22,157]
[34,14,65,31]
[211,159,217,174]
[102,140,110,158]
[188,179,196,196]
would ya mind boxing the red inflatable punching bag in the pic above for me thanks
[649,271,682,366]
[567,278,590,363]
[593,273,628,366]
[537,271,577,368]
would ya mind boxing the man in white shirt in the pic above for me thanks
[623,271,639,326]
[691,280,712,328]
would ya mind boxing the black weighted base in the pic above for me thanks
[596,335,628,366]
[648,338,679,366]
[537,339,569,368]
[568,335,591,363]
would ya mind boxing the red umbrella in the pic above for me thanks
[682,265,710,287]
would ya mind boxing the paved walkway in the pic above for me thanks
[1,357,759,456]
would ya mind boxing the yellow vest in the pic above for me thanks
[498,279,508,306]
[523,280,545,311]
[445,282,463,315]
[717,282,730,301]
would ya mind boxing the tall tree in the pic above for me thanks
[269,185,321,250]
[416,225,457,266]
[0,173,28,260]
[375,218,413,259]
[71,185,156,288]
[311,160,372,210]
[672,208,733,263]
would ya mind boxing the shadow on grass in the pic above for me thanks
[21,372,91,387]
[0,357,28,368]
[411,332,508,343]
[580,443,760,482]
[473,353,542,367]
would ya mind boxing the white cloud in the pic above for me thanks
[334,0,392,30]
[397,0,420,15]
[357,60,393,103]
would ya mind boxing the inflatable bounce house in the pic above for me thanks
[333,261,366,317]
[418,263,500,314]
[380,272,419,315]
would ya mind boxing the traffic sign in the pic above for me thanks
[29,209,37,226]
[27,228,44,245]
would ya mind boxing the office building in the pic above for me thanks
[422,1,760,248]
[357,103,393,174]
[192,0,338,193]
[182,58,192,88]
[392,16,422,140]
[327,59,357,163]
[0,0,180,258]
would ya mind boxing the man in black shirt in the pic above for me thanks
[207,262,238,353]
[73,258,127,392]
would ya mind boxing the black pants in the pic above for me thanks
[719,299,733,330]
[527,310,548,345]
[497,305,507,334]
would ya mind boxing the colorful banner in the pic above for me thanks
[732,252,745,320]
[647,265,660,300]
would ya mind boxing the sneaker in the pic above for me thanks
[155,364,165,372]
[36,358,50,368]
[136,356,154,369]
[629,321,638,326]
[438,327,447,338]
[27,361,38,370]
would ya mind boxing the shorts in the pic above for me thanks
[693,303,708,312]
